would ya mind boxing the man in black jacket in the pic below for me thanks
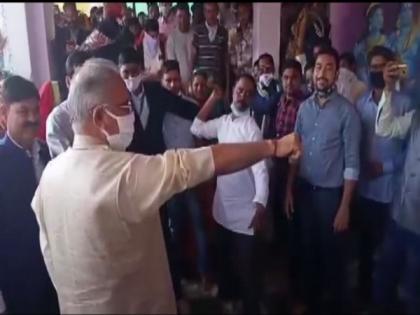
[119,48,198,311]
[119,47,198,155]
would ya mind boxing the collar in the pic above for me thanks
[6,132,40,158]
[311,89,339,107]
[72,134,110,150]
[205,21,218,31]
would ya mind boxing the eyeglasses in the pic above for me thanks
[99,100,133,116]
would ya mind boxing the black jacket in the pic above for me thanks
[127,81,199,155]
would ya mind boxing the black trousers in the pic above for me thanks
[295,179,349,314]
[353,196,390,302]
[215,224,260,314]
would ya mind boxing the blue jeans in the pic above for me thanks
[373,219,420,314]
[167,189,208,276]
[295,179,349,314]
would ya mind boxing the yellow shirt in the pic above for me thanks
[31,135,215,314]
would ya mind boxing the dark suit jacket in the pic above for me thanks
[128,81,199,155]
[0,136,58,313]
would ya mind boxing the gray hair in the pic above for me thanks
[68,58,121,126]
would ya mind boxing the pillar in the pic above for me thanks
[329,3,367,54]
[0,3,54,88]
[253,2,282,76]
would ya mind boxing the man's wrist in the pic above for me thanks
[267,139,277,157]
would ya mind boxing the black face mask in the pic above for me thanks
[370,71,385,89]
[315,85,335,98]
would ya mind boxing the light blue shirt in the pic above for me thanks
[295,91,361,188]
[162,94,196,149]
[356,90,411,203]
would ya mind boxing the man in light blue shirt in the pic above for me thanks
[285,46,361,314]
[160,60,211,295]
[46,51,92,158]
[354,46,411,305]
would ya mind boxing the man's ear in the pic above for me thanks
[0,104,8,131]
[65,76,72,89]
[92,106,105,130]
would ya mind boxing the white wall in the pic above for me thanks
[0,3,53,88]
[253,2,282,76]
[1,3,31,79]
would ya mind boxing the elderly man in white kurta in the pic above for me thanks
[31,59,302,314]
[191,74,269,314]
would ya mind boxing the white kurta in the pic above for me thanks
[190,114,269,235]
[31,135,215,314]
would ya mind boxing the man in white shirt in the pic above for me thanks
[191,74,269,314]
[31,58,301,314]
[166,4,195,85]
[374,61,420,314]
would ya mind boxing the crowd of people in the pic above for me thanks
[0,2,419,315]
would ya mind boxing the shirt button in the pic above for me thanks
[312,137,315,141]
[309,152,312,156]
[315,123,318,127]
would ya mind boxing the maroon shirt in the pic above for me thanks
[275,92,305,139]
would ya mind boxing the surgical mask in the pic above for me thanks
[369,71,385,89]
[259,73,274,87]
[230,103,250,117]
[102,109,135,151]
[124,74,142,93]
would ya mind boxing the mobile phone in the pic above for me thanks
[397,64,408,78]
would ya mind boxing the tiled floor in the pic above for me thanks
[183,238,371,315]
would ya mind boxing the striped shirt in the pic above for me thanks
[193,23,228,84]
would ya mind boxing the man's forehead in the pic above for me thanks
[316,55,335,65]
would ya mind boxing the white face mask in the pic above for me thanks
[230,103,250,117]
[259,73,274,87]
[124,74,142,93]
[102,108,135,151]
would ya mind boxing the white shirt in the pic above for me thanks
[205,21,218,42]
[31,135,215,314]
[190,112,269,235]
[166,28,195,84]
[375,90,416,139]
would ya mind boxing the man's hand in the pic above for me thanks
[366,160,384,179]
[333,204,350,233]
[65,40,77,54]
[284,187,294,220]
[383,61,399,91]
[274,133,302,160]
[210,84,224,102]
[249,202,266,233]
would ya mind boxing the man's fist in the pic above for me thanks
[274,132,302,160]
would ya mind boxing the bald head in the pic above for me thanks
[68,58,129,127]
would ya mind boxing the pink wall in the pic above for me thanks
[330,3,414,54]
